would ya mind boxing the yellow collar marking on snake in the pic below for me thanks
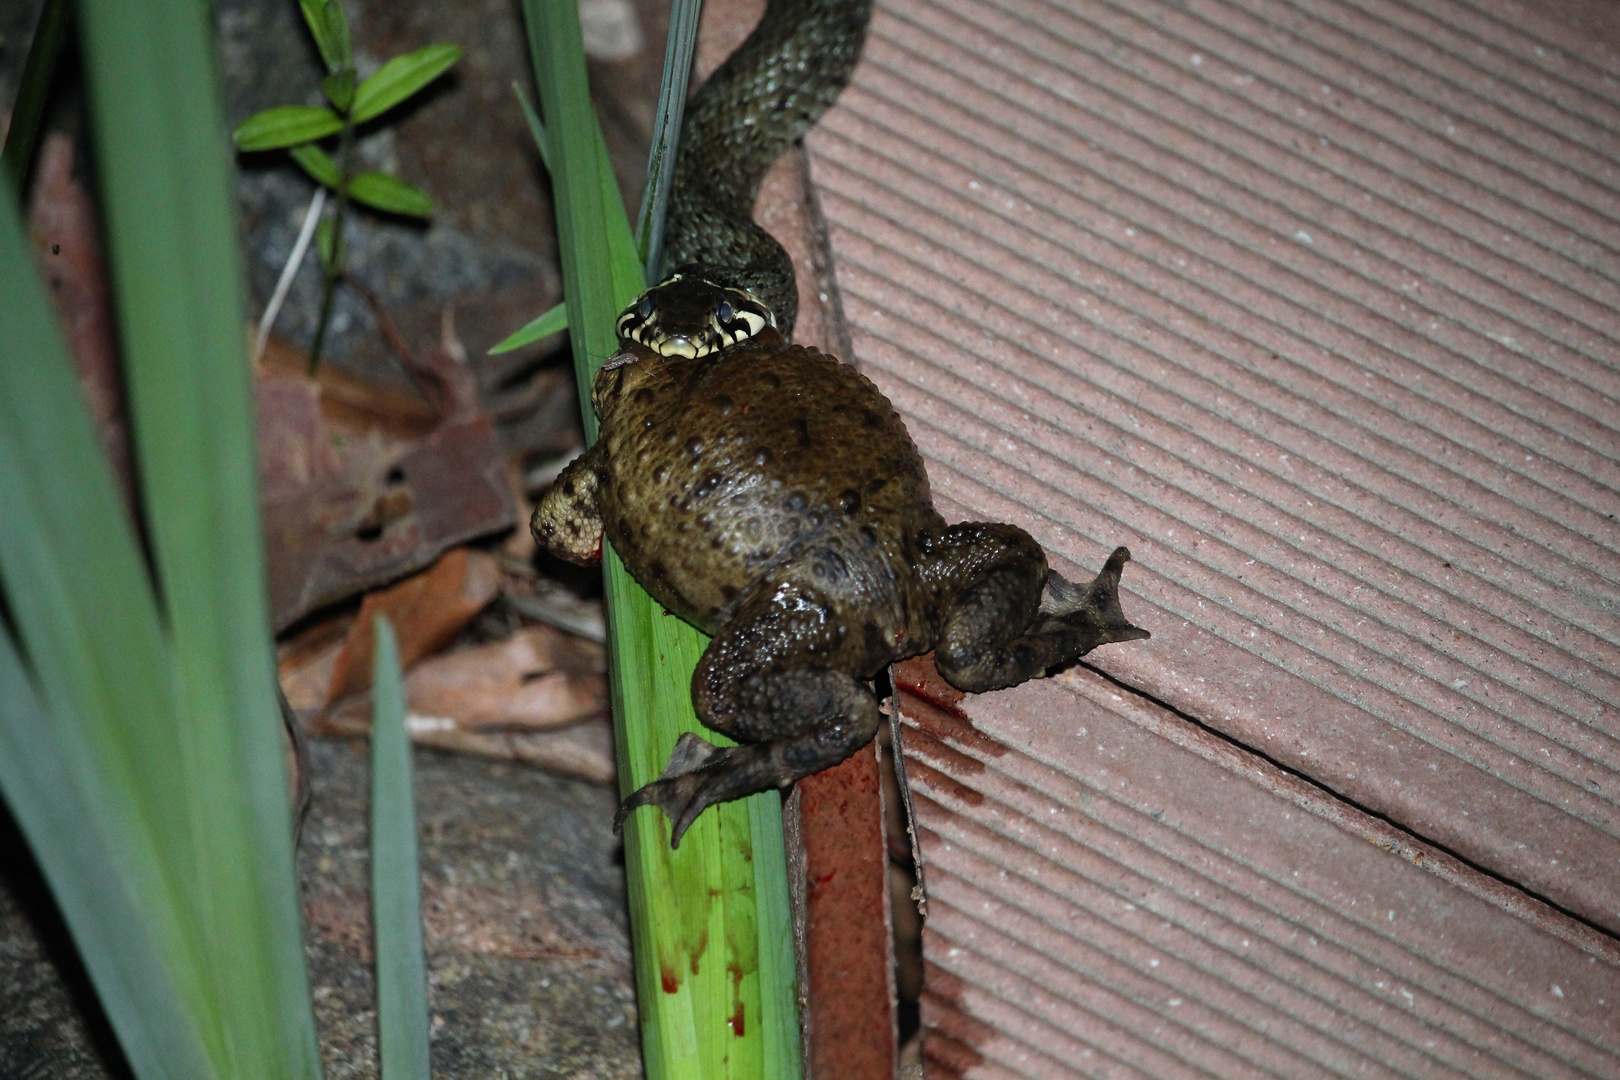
[616,272,777,359]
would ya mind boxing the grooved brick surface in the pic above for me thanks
[809,0,1620,929]
[803,0,1620,1072]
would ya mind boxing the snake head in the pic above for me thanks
[615,271,777,358]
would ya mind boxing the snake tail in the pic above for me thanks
[662,0,874,340]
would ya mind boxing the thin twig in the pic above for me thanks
[253,186,327,365]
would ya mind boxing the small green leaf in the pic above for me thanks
[347,172,434,217]
[352,43,462,124]
[489,301,567,354]
[288,143,341,189]
[323,70,356,113]
[232,105,343,151]
[300,0,353,73]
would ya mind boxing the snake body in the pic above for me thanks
[659,0,874,340]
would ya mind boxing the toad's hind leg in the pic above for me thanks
[931,523,1148,694]
[614,584,881,848]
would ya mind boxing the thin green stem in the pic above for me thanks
[1,0,71,197]
[307,106,355,374]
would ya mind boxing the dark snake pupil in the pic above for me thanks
[638,296,654,318]
[717,301,734,323]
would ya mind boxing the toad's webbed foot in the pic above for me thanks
[934,525,1147,694]
[1037,546,1150,652]
[613,732,723,846]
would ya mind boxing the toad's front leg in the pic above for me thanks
[614,580,882,847]
[927,523,1148,693]
[531,446,605,565]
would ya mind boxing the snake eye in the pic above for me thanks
[637,295,654,318]
[717,301,734,322]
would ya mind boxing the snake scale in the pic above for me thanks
[660,0,874,338]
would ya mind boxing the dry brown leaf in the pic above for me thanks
[411,715,615,787]
[258,364,515,632]
[402,625,605,731]
[325,547,502,703]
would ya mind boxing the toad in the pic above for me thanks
[534,273,1149,846]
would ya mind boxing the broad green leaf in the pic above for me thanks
[347,171,434,217]
[232,104,342,151]
[76,0,323,1074]
[289,142,340,188]
[299,0,352,74]
[351,43,462,124]
[0,169,213,1080]
[370,617,431,1080]
[489,301,567,354]
[0,632,214,1080]
[519,2,801,1077]
[322,69,356,113]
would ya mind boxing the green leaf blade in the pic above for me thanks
[511,81,549,171]
[347,171,434,217]
[634,0,702,276]
[232,104,343,151]
[489,301,567,354]
[0,171,216,1076]
[519,2,802,1077]
[351,43,462,124]
[75,0,325,1074]
[0,633,216,1080]
[371,616,432,1080]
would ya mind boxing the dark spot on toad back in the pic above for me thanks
[791,418,811,448]
[686,436,704,457]
[713,394,734,414]
[840,489,861,514]
[636,388,655,403]
[762,372,782,389]
[694,471,723,499]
